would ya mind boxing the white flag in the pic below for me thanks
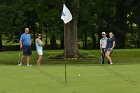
[61,4,72,24]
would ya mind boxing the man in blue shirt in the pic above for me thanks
[18,28,32,66]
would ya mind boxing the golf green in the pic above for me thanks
[0,64,139,93]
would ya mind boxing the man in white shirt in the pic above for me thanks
[100,32,108,64]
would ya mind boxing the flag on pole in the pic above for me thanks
[61,4,72,24]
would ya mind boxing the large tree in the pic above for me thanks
[63,0,79,57]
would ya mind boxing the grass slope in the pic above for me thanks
[0,49,140,64]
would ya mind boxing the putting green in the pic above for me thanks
[0,64,139,93]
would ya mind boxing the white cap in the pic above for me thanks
[102,32,106,35]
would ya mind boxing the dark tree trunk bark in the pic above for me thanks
[50,36,56,49]
[92,34,96,49]
[64,0,79,57]
[98,25,103,48]
[137,16,140,48]
[33,29,36,48]
[45,30,48,46]
[97,13,104,48]
[83,32,87,49]
[60,37,64,49]
[115,0,127,48]
[0,33,2,51]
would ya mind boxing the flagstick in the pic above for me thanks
[61,4,72,83]
[64,23,67,83]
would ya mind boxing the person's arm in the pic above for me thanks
[30,35,32,46]
[112,41,115,49]
[30,39,32,46]
[20,40,23,49]
[36,39,43,46]
[100,40,102,52]
[111,40,115,51]
[20,35,23,49]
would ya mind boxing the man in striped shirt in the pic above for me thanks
[100,32,108,64]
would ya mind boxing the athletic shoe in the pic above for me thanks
[18,63,22,66]
[27,64,32,67]
[110,62,113,64]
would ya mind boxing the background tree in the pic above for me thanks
[63,0,80,57]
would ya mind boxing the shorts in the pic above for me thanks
[106,48,112,51]
[23,46,32,56]
[106,48,113,54]
[37,50,43,56]
[102,48,106,53]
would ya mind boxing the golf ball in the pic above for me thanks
[78,74,80,76]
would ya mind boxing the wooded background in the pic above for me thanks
[0,0,140,53]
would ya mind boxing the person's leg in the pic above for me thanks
[27,46,32,66]
[108,51,112,64]
[108,54,111,64]
[105,51,113,64]
[27,56,30,65]
[19,47,26,66]
[37,55,40,65]
[40,55,42,64]
[19,55,24,66]
[101,50,105,64]
[37,55,42,66]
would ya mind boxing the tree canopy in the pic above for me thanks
[0,0,140,52]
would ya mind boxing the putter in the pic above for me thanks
[18,50,22,64]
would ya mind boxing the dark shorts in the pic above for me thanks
[23,46,32,56]
[106,48,113,54]
[106,48,112,51]
[102,48,106,53]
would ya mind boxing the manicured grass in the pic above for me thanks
[0,64,140,93]
[0,49,140,93]
[0,49,140,64]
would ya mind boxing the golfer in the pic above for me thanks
[100,32,108,64]
[36,34,44,66]
[18,27,32,66]
[105,32,115,64]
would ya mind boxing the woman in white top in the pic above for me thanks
[36,34,44,65]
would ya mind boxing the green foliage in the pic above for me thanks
[0,0,140,49]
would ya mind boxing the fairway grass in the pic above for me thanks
[0,64,140,93]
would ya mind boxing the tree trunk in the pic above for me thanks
[60,37,64,49]
[92,34,97,49]
[50,36,56,49]
[115,0,127,48]
[137,16,140,48]
[45,30,48,46]
[0,33,2,51]
[33,28,36,49]
[64,0,79,57]
[83,32,87,49]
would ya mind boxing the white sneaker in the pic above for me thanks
[27,64,32,67]
[18,63,22,66]
[110,62,113,64]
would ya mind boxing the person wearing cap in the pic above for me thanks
[36,34,44,66]
[105,32,115,64]
[100,32,108,64]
